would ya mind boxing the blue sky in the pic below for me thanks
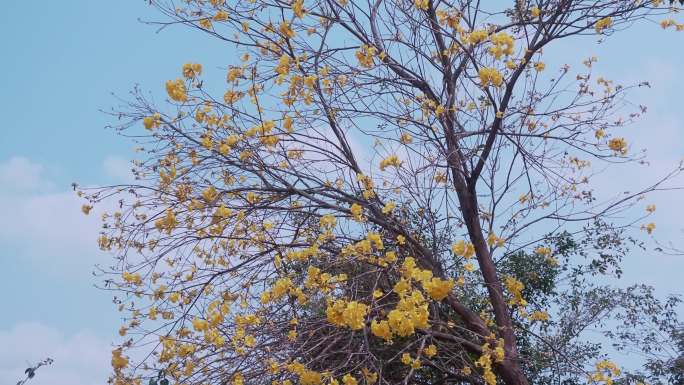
[0,2,682,385]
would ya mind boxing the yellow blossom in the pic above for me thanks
[608,137,627,154]
[370,319,392,341]
[182,63,202,79]
[165,79,188,102]
[530,6,541,18]
[479,67,504,87]
[111,349,129,371]
[350,203,364,221]
[595,17,613,33]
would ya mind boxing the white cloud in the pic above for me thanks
[103,155,134,183]
[0,156,51,192]
[0,322,111,385]
[0,157,115,277]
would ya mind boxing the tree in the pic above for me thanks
[82,1,684,385]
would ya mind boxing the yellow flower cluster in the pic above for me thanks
[475,338,505,385]
[286,362,323,385]
[379,154,402,171]
[466,29,489,45]
[608,137,627,154]
[641,222,656,234]
[588,359,621,384]
[478,67,503,87]
[182,63,202,79]
[399,132,413,144]
[400,352,422,369]
[165,79,188,102]
[154,209,178,234]
[486,232,505,248]
[422,277,455,301]
[355,44,378,68]
[503,276,527,307]
[488,32,514,60]
[275,54,291,77]
[370,258,455,341]
[528,310,550,322]
[279,22,295,39]
[530,6,541,18]
[437,9,462,30]
[414,0,429,10]
[594,17,613,33]
[122,271,142,285]
[326,299,369,330]
[260,277,293,304]
[111,348,129,371]
[292,0,306,18]
[387,290,429,337]
[143,113,161,130]
[381,201,396,214]
[213,10,229,21]
[350,203,364,221]
[452,239,475,258]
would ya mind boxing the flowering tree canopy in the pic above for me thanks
[83,1,684,385]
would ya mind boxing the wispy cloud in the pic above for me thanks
[0,322,111,385]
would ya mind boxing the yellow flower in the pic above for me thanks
[400,132,413,144]
[292,0,306,18]
[534,62,545,72]
[414,0,429,10]
[232,373,244,385]
[279,22,295,38]
[199,18,212,29]
[382,201,396,214]
[182,63,202,79]
[424,344,437,358]
[595,17,612,33]
[341,374,357,385]
[451,240,466,255]
[213,10,229,21]
[607,137,627,154]
[642,222,656,234]
[479,67,504,87]
[361,368,377,384]
[422,277,455,301]
[355,45,378,68]
[81,204,93,215]
[111,349,129,370]
[165,79,188,102]
[143,113,161,130]
[370,319,392,341]
[342,301,368,330]
[320,213,337,228]
[466,30,489,45]
[488,32,515,60]
[122,271,142,285]
[192,317,209,331]
[530,6,541,18]
[202,186,219,202]
[529,310,550,322]
[401,352,412,365]
[350,203,364,221]
[379,154,402,170]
